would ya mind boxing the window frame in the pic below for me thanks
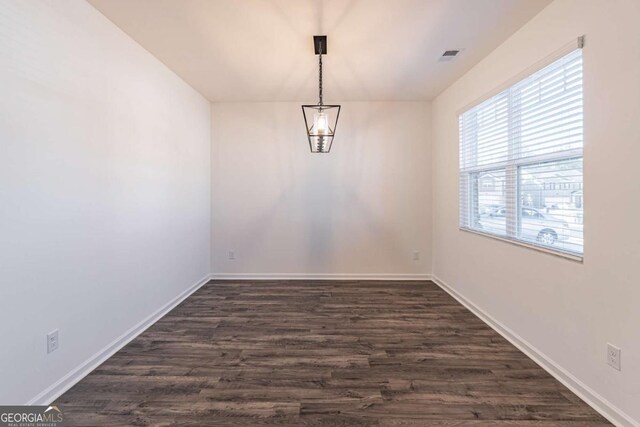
[458,39,585,262]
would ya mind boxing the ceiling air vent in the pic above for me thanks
[439,49,462,62]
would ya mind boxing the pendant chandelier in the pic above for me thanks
[302,36,341,153]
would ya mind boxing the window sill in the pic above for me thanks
[459,227,584,263]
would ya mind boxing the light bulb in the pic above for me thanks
[314,112,329,135]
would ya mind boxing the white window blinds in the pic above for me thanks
[459,43,584,258]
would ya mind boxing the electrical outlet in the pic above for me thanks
[47,330,59,354]
[607,343,621,371]
[413,251,420,261]
[228,250,235,261]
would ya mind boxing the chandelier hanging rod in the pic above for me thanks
[318,41,323,105]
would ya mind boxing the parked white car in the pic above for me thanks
[479,207,571,245]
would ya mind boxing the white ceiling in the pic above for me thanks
[88,0,551,102]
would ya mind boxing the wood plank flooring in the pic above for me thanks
[56,280,610,426]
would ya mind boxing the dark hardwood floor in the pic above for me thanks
[56,280,610,426]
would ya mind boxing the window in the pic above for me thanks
[459,44,584,258]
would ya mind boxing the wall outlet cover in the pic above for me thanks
[47,330,59,354]
[607,343,621,371]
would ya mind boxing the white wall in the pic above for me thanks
[432,0,640,425]
[211,102,431,278]
[0,0,211,404]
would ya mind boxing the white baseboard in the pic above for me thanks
[430,274,638,427]
[210,273,432,281]
[26,273,213,406]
